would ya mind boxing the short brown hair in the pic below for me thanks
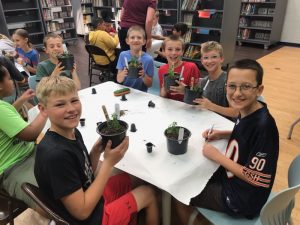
[201,41,223,58]
[36,76,77,105]
[127,25,146,39]
[161,35,185,51]
[43,33,63,48]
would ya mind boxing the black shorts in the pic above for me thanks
[189,169,225,212]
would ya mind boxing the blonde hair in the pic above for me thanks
[201,41,224,58]
[127,25,146,39]
[43,33,63,48]
[36,76,77,105]
[161,35,185,51]
[154,10,159,18]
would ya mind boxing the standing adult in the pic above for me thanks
[118,0,157,51]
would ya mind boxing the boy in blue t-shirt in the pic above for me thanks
[117,25,154,92]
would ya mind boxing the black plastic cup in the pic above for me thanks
[80,118,85,126]
[146,142,154,153]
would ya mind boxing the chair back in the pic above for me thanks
[148,61,166,96]
[0,189,27,225]
[21,183,75,225]
[85,44,112,65]
[288,154,300,188]
[259,185,300,225]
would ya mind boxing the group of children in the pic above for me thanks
[0,21,280,225]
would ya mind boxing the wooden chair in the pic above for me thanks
[21,183,80,225]
[85,44,114,86]
[0,188,27,225]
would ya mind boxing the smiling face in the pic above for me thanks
[126,30,146,53]
[40,91,82,137]
[201,50,224,74]
[44,37,64,60]
[226,68,263,117]
[12,34,28,49]
[163,40,183,67]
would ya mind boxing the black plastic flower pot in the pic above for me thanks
[164,127,191,155]
[96,120,128,149]
[184,87,203,105]
[57,54,74,70]
[163,73,180,91]
[127,67,140,79]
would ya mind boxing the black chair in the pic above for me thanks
[0,188,28,225]
[85,44,115,86]
[21,183,80,225]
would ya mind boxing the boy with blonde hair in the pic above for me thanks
[36,33,81,90]
[159,35,200,102]
[171,41,238,119]
[35,76,159,225]
[117,25,154,92]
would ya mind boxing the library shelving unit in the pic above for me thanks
[0,0,45,48]
[237,0,287,49]
[93,0,114,20]
[180,0,242,65]
[75,0,94,35]
[157,0,179,36]
[40,0,77,43]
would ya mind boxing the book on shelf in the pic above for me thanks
[184,45,201,59]
[81,0,93,3]
[182,0,199,10]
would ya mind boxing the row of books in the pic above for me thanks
[83,15,92,24]
[81,0,92,3]
[241,3,275,15]
[82,5,93,13]
[181,0,199,10]
[183,45,201,59]
[45,21,75,32]
[238,28,270,40]
[239,17,272,28]
[182,14,193,26]
[40,0,71,8]
[93,0,113,7]
[242,0,274,2]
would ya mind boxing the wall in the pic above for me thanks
[281,0,300,44]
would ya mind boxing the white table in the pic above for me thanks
[29,82,234,224]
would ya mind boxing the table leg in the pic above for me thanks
[162,191,171,225]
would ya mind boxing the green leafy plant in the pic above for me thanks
[107,113,123,132]
[128,57,140,68]
[167,64,175,78]
[166,122,180,136]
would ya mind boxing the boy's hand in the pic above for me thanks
[20,89,35,102]
[202,129,222,141]
[120,67,128,80]
[103,136,129,167]
[138,68,144,77]
[194,97,212,110]
[170,80,186,95]
[51,62,64,77]
[17,57,24,65]
[71,62,77,73]
[202,142,222,162]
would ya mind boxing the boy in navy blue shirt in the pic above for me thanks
[117,25,154,92]
[176,59,279,225]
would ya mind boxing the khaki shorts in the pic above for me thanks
[0,148,37,208]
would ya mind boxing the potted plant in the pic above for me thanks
[96,106,128,148]
[127,57,143,79]
[184,77,203,105]
[164,122,191,155]
[163,64,180,91]
[57,51,74,70]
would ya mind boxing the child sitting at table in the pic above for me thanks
[35,33,81,90]
[175,59,279,225]
[155,22,188,63]
[0,63,47,209]
[117,25,154,92]
[12,29,39,75]
[159,35,200,102]
[171,41,238,119]
[35,76,159,225]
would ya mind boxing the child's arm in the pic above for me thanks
[145,7,155,49]
[70,64,81,90]
[202,129,232,140]
[12,89,35,111]
[155,49,166,59]
[15,113,47,142]
[142,74,153,87]
[89,138,104,172]
[202,143,260,186]
[61,137,129,220]
[117,68,128,83]
[193,97,239,118]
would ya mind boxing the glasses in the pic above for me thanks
[225,83,259,93]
